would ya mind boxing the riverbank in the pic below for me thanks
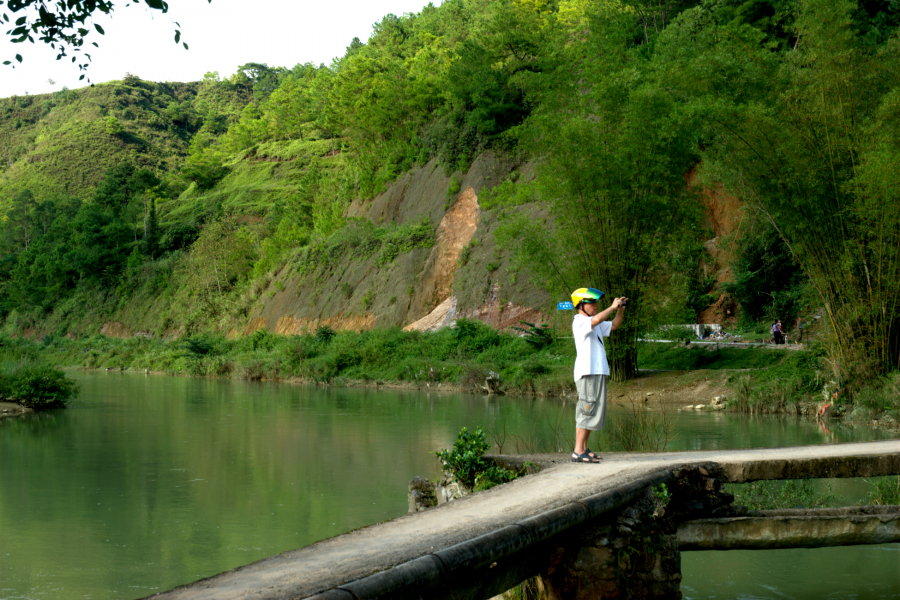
[5,328,898,428]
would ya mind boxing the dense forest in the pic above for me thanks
[0,0,898,392]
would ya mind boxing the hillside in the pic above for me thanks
[12,144,552,340]
[0,76,250,199]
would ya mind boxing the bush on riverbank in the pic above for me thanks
[0,343,79,409]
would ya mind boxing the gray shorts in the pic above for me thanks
[575,374,608,431]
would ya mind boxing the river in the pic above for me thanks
[1,371,897,599]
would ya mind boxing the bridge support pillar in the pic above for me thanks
[537,526,682,599]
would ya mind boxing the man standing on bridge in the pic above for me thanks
[570,288,627,463]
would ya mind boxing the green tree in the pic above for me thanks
[669,0,900,377]
[187,216,256,300]
[1,189,35,252]
[2,0,210,78]
[493,2,699,381]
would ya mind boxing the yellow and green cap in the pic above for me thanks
[571,287,604,307]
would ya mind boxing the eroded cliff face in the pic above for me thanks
[688,170,744,324]
[95,159,740,339]
[241,152,552,335]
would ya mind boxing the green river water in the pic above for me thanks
[1,371,897,599]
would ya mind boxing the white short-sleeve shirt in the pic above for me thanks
[573,313,612,381]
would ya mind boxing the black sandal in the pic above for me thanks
[571,451,601,463]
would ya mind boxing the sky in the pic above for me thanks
[0,0,437,98]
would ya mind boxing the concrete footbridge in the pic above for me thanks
[149,440,899,600]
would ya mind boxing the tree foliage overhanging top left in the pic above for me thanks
[1,0,210,77]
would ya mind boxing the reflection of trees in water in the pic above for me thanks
[2,408,70,434]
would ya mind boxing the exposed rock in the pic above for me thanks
[100,321,131,338]
[0,402,33,418]
[436,480,468,505]
[407,476,437,513]
[404,297,456,332]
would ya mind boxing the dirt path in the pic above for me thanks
[612,370,733,407]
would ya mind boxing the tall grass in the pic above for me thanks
[608,400,675,452]
[861,477,900,506]
[729,480,838,510]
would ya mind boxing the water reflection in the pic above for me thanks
[1,371,897,600]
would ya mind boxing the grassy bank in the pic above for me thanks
[9,329,898,421]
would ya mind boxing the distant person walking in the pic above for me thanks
[569,287,627,464]
[772,320,785,345]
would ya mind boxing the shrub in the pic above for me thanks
[315,325,336,344]
[510,321,554,350]
[183,336,217,357]
[435,426,518,491]
[454,319,500,354]
[0,361,78,409]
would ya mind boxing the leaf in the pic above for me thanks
[94,23,104,34]
[2,60,10,65]
[79,74,84,80]
[144,0,165,9]
[15,15,25,25]
[15,53,21,62]
[183,42,188,50]
[92,42,98,47]
[174,30,180,43]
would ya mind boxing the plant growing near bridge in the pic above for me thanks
[435,426,518,492]
[652,484,672,518]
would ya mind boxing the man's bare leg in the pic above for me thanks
[575,427,591,455]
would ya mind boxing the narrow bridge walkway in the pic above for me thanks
[150,440,899,600]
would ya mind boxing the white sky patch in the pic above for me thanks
[1,0,437,98]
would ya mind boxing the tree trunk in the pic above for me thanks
[607,333,638,383]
